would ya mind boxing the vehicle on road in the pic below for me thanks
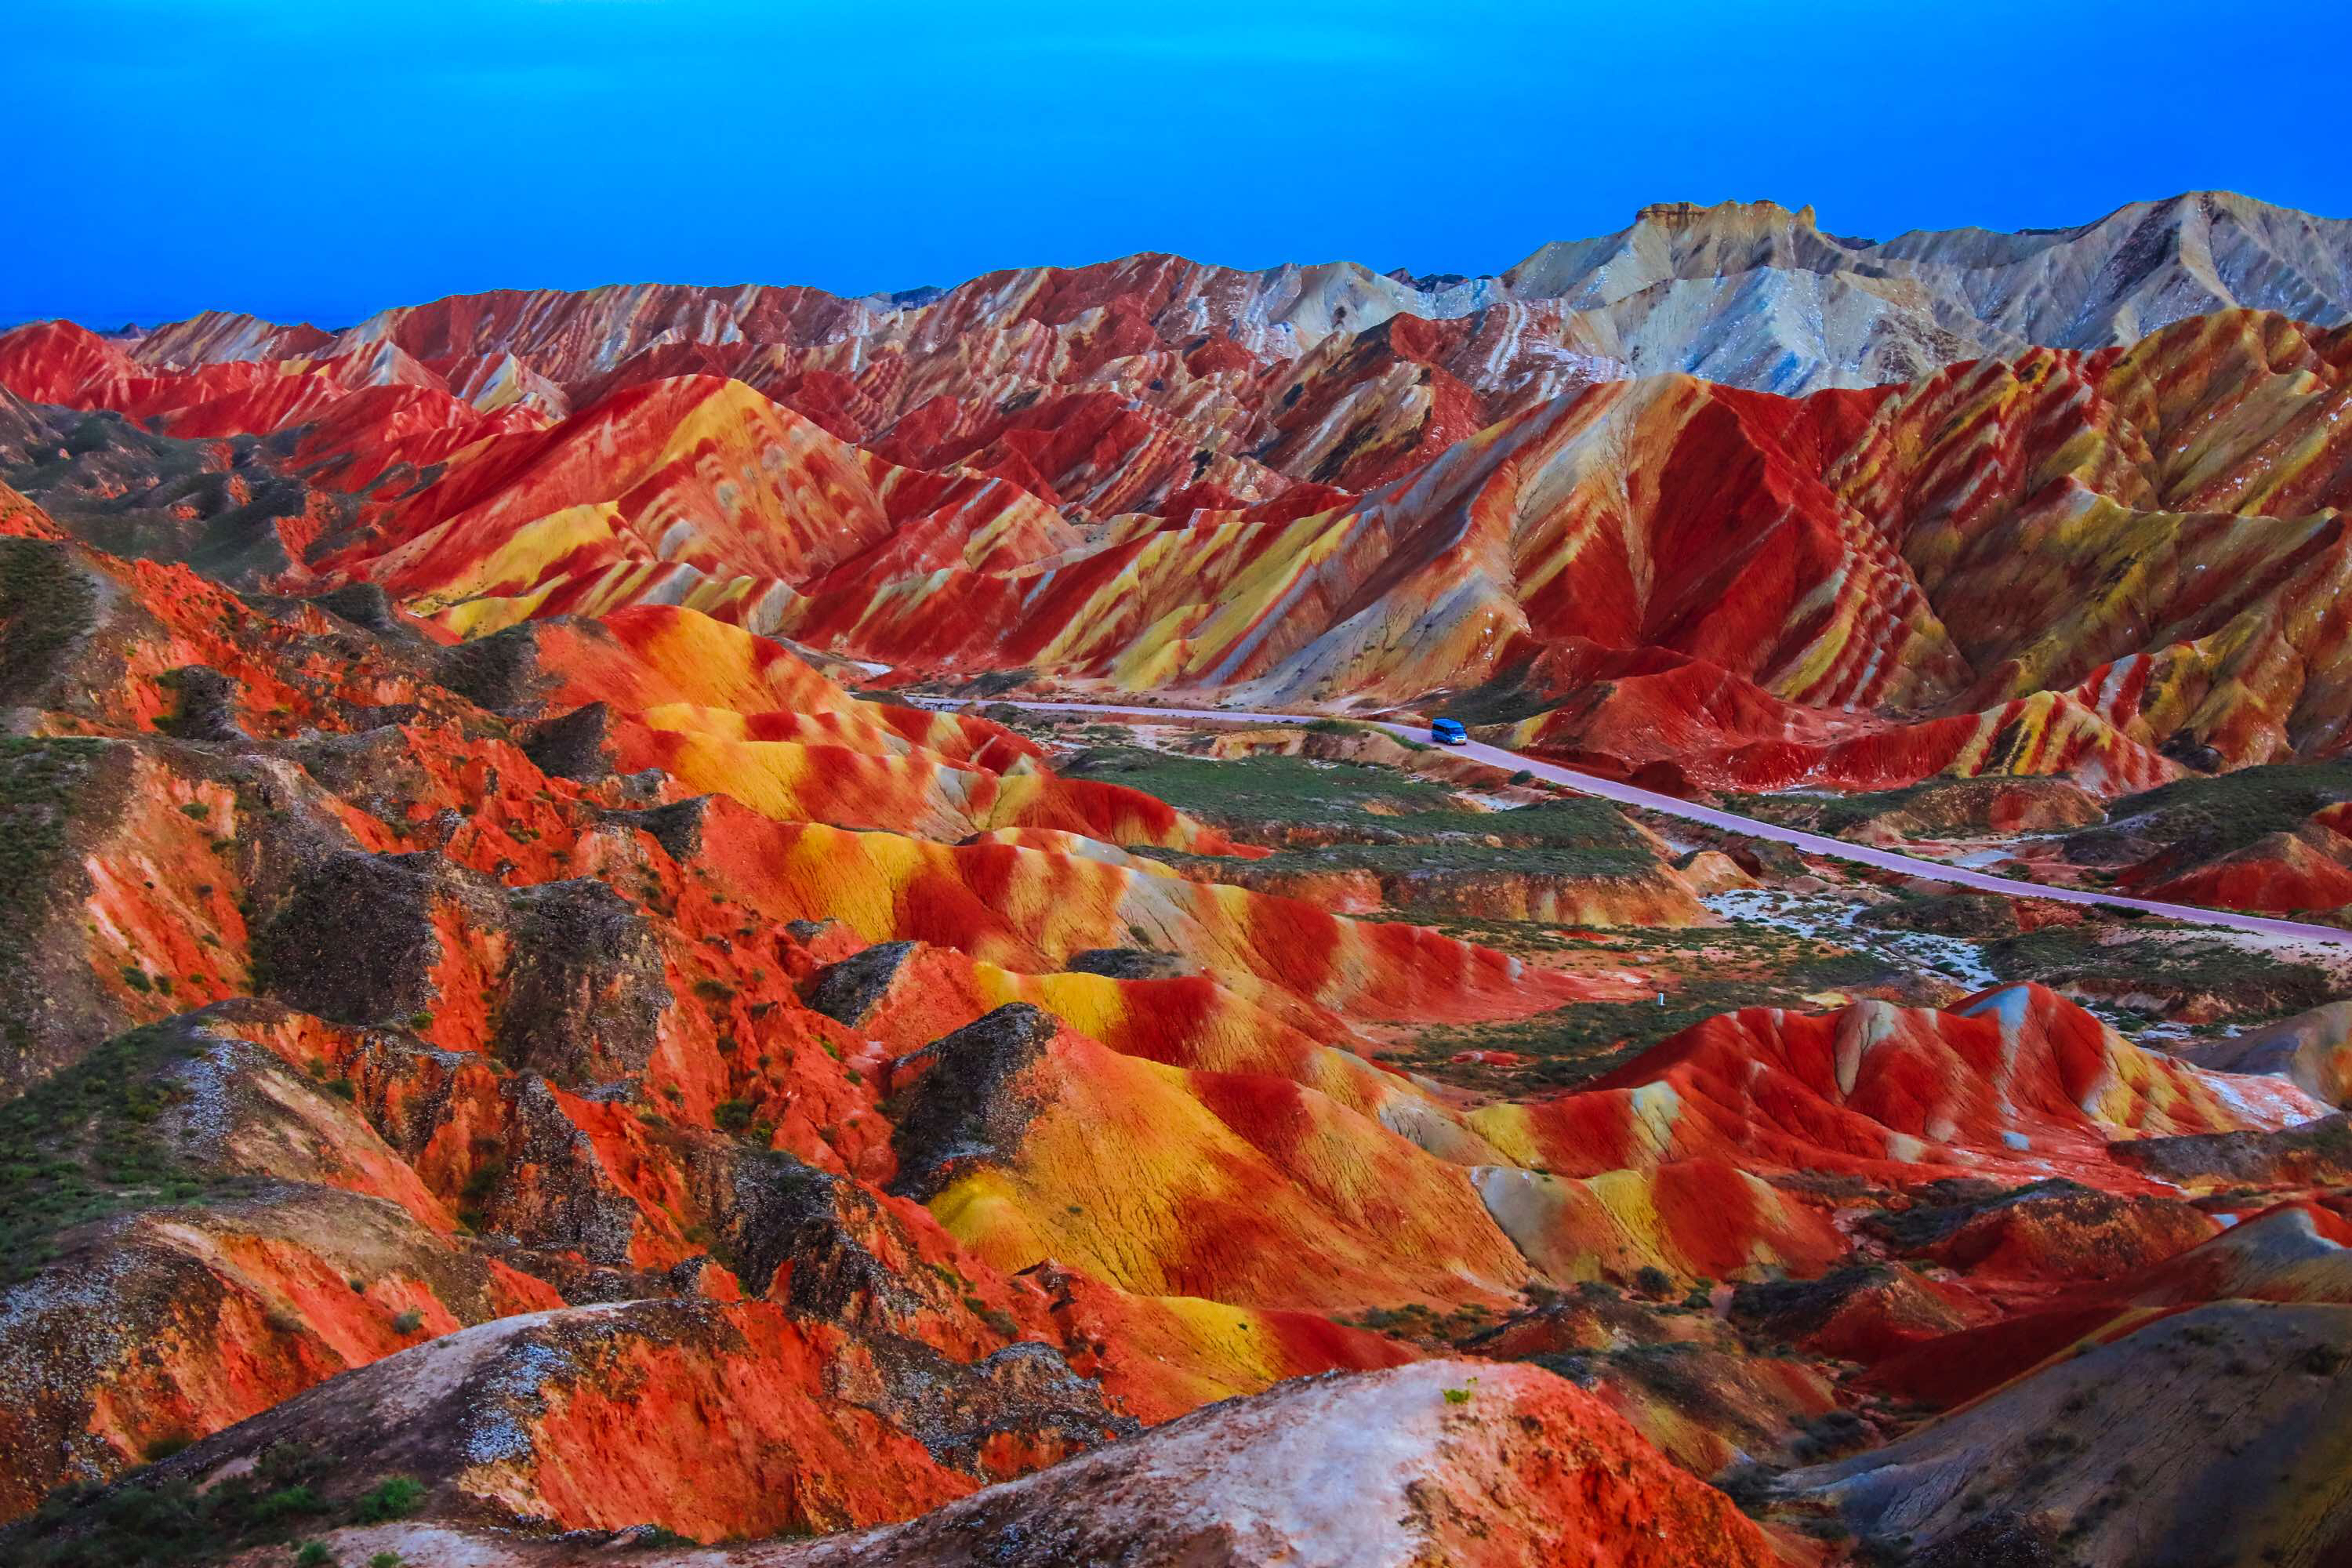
[1432,717,1468,745]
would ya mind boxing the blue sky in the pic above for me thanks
[11,0,2349,328]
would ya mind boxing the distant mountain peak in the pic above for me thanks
[1634,198,1820,231]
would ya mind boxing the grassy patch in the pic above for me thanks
[1396,923,1907,1091]
[1435,660,1561,727]
[1984,927,2335,1018]
[0,736,114,1072]
[6,1439,336,1567]
[2101,763,2352,862]
[1719,784,1933,837]
[1149,835,1659,883]
[1112,758,1668,912]
[351,1475,424,1523]
[1061,745,1457,829]
[0,736,104,938]
[1405,964,1894,1091]
[0,539,97,706]
[1073,746,1651,857]
[0,1019,252,1283]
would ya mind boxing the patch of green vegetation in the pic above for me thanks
[1435,661,1559,727]
[1719,783,1934,837]
[1338,1301,1501,1344]
[457,1161,503,1220]
[8,1439,330,1567]
[1116,769,1674,918]
[1069,742,1677,912]
[0,1019,260,1283]
[62,413,124,457]
[626,1526,700,1550]
[1401,931,1904,1091]
[1106,746,1654,865]
[0,736,106,942]
[351,1475,424,1523]
[1336,837,1653,877]
[1062,745,1457,828]
[0,539,96,706]
[1,737,122,1075]
[2102,762,2352,862]
[1984,927,2334,1018]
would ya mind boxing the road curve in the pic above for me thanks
[920,696,2352,950]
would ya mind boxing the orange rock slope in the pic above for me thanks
[0,506,1540,1518]
[11,265,2352,1561]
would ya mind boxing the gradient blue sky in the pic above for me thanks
[12,0,2349,328]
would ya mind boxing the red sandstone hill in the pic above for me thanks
[7,204,2352,1564]
[6,470,2351,1565]
[10,294,2352,803]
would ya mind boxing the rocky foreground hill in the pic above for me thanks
[6,201,2352,1566]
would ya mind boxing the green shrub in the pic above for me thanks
[390,1308,424,1335]
[10,1438,328,1566]
[250,1484,324,1523]
[353,1475,425,1523]
[0,1018,257,1285]
[296,1544,335,1567]
[63,414,118,456]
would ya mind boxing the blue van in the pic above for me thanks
[1432,717,1468,746]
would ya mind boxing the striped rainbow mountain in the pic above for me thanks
[6,191,2352,800]
[12,191,2352,1568]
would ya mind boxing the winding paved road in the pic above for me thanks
[919,697,2352,950]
